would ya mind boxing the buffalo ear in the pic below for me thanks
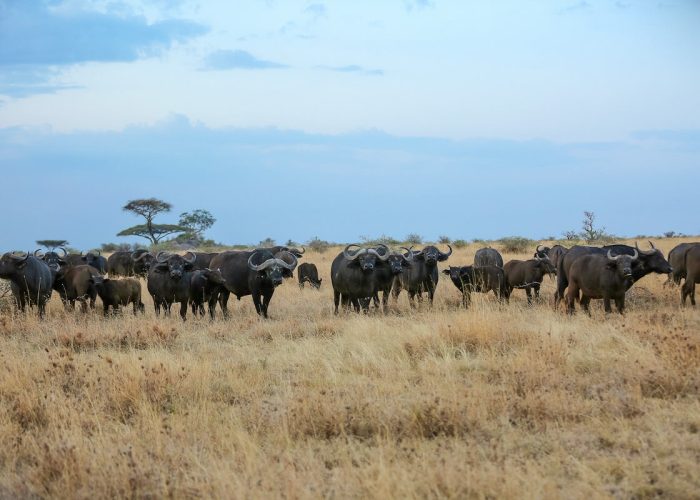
[438,254,450,262]
[442,269,450,275]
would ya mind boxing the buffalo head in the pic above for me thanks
[342,244,390,272]
[152,251,196,279]
[248,250,298,287]
[413,245,452,266]
[607,249,638,280]
[635,241,673,275]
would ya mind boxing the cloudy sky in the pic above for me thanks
[1,0,698,249]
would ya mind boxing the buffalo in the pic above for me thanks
[107,249,154,277]
[189,268,227,318]
[681,245,700,306]
[392,245,452,306]
[533,244,550,259]
[188,252,219,271]
[64,251,106,273]
[331,245,390,313]
[565,250,638,314]
[274,250,299,280]
[667,242,699,286]
[209,249,298,318]
[371,246,413,309]
[474,247,504,268]
[442,265,509,308]
[547,244,568,270]
[0,252,53,317]
[92,277,144,315]
[146,252,197,319]
[297,262,322,289]
[555,242,672,307]
[267,246,305,257]
[52,264,102,312]
[504,256,556,305]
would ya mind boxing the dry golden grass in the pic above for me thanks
[1,238,699,498]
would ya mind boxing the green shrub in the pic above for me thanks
[497,236,533,253]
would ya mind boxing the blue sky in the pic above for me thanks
[0,0,698,249]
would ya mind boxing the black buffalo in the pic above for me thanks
[146,252,197,319]
[297,262,322,289]
[547,244,568,270]
[504,256,556,305]
[209,249,298,318]
[52,264,102,312]
[371,246,413,309]
[555,242,672,307]
[267,246,305,257]
[681,245,700,306]
[392,245,452,306]
[64,251,106,273]
[189,268,227,318]
[186,252,219,271]
[667,242,699,286]
[107,249,154,277]
[92,277,144,315]
[274,250,299,280]
[533,244,550,259]
[474,247,504,268]
[0,252,53,317]
[442,265,509,308]
[565,250,638,314]
[331,245,390,313]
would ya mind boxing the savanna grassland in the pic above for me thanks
[1,239,699,499]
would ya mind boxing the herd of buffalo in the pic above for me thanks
[0,240,698,320]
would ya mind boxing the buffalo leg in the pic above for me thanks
[179,301,188,321]
[580,295,591,315]
[261,291,274,318]
[603,298,612,314]
[525,287,533,306]
[614,297,625,314]
[565,285,579,314]
[533,283,541,301]
[218,291,230,319]
[333,290,340,314]
[153,297,161,316]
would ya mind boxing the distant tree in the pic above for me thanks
[438,235,451,244]
[404,233,423,245]
[36,239,69,250]
[178,209,216,241]
[285,239,299,247]
[663,231,676,238]
[580,211,609,243]
[306,236,331,253]
[259,237,276,247]
[118,198,186,245]
[563,230,579,241]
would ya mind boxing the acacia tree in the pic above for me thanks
[117,198,186,245]
[178,209,216,241]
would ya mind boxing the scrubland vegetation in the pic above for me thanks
[0,239,698,498]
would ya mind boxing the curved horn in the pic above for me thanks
[343,244,366,261]
[132,251,151,262]
[60,247,68,257]
[536,244,545,253]
[248,252,274,271]
[184,251,197,264]
[631,249,638,261]
[33,249,43,257]
[607,250,622,261]
[275,253,298,270]
[635,242,655,256]
[400,246,414,261]
[156,251,170,263]
[9,251,29,262]
[440,244,453,258]
[368,248,391,261]
[648,240,656,251]
[296,247,305,255]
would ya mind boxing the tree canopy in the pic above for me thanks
[36,239,68,250]
[119,198,186,244]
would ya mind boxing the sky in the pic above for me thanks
[0,0,698,250]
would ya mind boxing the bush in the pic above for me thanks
[452,239,468,248]
[404,233,423,245]
[306,237,331,254]
[497,236,533,253]
[438,235,451,244]
[360,234,401,246]
[258,237,276,247]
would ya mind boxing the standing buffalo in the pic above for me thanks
[566,250,638,314]
[267,246,305,257]
[184,252,220,271]
[209,249,298,318]
[547,244,568,270]
[0,252,53,317]
[667,242,699,286]
[52,265,102,312]
[556,242,672,307]
[147,252,197,319]
[442,265,509,308]
[504,256,556,304]
[297,263,322,289]
[189,268,227,318]
[107,249,154,277]
[64,251,106,273]
[533,245,550,259]
[392,245,452,306]
[331,245,390,313]
[474,247,504,268]
[274,250,299,280]
[371,246,413,309]
[681,245,700,306]
[92,277,144,315]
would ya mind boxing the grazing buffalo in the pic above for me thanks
[474,247,504,268]
[297,263,322,289]
[52,265,102,312]
[442,265,509,308]
[92,277,144,315]
[566,250,638,314]
[556,242,672,307]
[392,245,452,306]
[681,245,700,306]
[147,252,197,319]
[504,256,556,305]
[667,242,700,286]
[107,249,154,277]
[189,268,227,318]
[0,252,53,317]
[209,249,298,318]
[331,245,390,313]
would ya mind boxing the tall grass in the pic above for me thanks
[0,238,698,498]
